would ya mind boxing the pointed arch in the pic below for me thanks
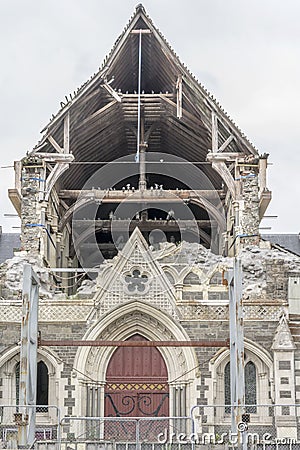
[245,361,257,412]
[209,339,273,424]
[73,300,199,417]
[0,345,63,409]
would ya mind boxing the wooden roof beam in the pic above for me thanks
[211,112,235,153]
[73,219,216,228]
[73,99,118,131]
[59,189,224,200]
[101,81,122,102]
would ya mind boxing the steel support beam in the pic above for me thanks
[39,339,229,348]
[19,264,40,448]
[226,257,245,449]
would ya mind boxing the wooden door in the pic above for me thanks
[104,334,169,417]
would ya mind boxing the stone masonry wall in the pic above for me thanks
[240,173,260,245]
[20,156,44,255]
[181,320,278,404]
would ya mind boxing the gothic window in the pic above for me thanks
[210,271,223,285]
[37,361,49,407]
[224,361,257,414]
[245,361,257,413]
[183,272,199,285]
[164,271,175,285]
[123,268,150,294]
[15,361,49,408]
[224,362,231,413]
[15,362,20,406]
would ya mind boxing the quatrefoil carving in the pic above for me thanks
[123,268,151,295]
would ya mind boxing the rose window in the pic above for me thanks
[123,269,150,294]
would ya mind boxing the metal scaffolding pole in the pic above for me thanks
[18,264,39,448]
[135,29,142,164]
[227,257,245,449]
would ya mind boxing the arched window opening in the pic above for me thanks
[37,361,49,410]
[224,361,257,414]
[245,361,257,413]
[15,361,49,409]
[224,362,231,413]
[15,362,20,406]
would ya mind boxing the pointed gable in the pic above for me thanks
[32,4,258,192]
[272,315,296,351]
[94,228,180,318]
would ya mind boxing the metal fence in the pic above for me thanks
[0,405,60,449]
[191,404,300,449]
[60,416,193,450]
[2,405,300,449]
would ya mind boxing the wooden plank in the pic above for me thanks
[211,161,236,199]
[101,83,122,102]
[211,112,218,151]
[47,135,63,153]
[73,219,216,228]
[259,190,272,220]
[159,94,204,127]
[63,113,70,154]
[32,153,74,163]
[8,188,21,216]
[176,75,183,119]
[74,100,117,130]
[130,29,152,34]
[207,152,242,161]
[59,189,224,199]
[40,66,109,133]
[45,163,70,201]
[218,135,234,152]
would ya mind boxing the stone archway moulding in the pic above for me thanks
[73,300,199,416]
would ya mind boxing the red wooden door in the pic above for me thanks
[104,334,169,417]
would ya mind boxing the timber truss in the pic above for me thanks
[9,4,271,272]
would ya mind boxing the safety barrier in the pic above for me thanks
[0,405,60,449]
[1,405,300,449]
[191,404,300,449]
[60,416,192,450]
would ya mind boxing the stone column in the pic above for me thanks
[271,316,297,439]
[20,156,45,256]
[238,166,260,246]
[175,283,183,301]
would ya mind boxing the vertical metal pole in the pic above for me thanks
[135,29,142,164]
[56,406,61,450]
[228,266,237,436]
[136,419,140,450]
[139,116,147,191]
[19,264,39,448]
[228,257,245,449]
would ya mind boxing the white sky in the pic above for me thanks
[0,0,299,233]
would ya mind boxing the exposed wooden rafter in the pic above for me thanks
[211,112,235,153]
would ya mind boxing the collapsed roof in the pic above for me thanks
[31,4,258,193]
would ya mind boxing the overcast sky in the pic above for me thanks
[0,0,299,233]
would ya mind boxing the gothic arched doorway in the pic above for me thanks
[104,334,169,417]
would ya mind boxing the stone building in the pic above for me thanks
[1,4,300,444]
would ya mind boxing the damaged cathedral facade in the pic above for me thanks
[1,4,300,444]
